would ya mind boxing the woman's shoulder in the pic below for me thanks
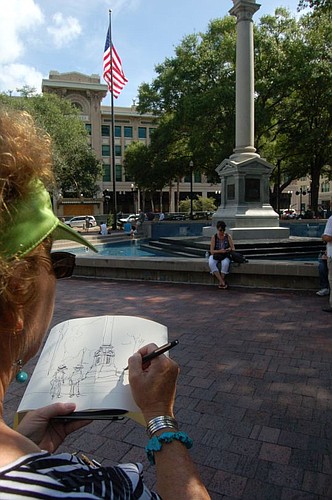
[226,233,235,247]
[0,452,159,498]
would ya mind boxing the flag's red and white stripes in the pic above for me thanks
[103,30,128,98]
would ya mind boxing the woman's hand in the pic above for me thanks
[16,403,91,452]
[128,343,179,423]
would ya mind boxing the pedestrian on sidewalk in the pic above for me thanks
[322,215,332,312]
[316,250,329,296]
[85,215,90,232]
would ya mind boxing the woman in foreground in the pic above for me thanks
[0,107,210,499]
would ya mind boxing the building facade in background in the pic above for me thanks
[42,71,221,218]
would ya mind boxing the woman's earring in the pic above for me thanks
[14,359,28,383]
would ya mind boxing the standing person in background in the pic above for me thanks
[146,211,155,221]
[208,220,235,289]
[137,209,145,225]
[322,215,332,312]
[316,250,329,296]
[0,106,210,499]
[85,216,90,232]
[99,221,108,236]
[136,209,145,234]
[130,224,137,238]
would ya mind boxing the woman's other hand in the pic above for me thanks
[16,403,91,452]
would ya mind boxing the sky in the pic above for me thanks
[0,0,303,107]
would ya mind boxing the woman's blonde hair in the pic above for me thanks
[0,106,54,320]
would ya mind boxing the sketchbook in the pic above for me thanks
[17,315,168,424]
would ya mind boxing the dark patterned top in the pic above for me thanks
[0,451,160,499]
[214,233,229,251]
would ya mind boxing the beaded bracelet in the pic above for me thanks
[146,415,178,438]
[145,431,193,465]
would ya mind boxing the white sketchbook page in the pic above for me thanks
[18,315,168,414]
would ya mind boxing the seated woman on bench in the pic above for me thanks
[208,220,235,289]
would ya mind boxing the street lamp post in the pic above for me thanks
[103,190,111,215]
[215,190,221,207]
[287,190,293,210]
[55,192,63,213]
[295,187,309,215]
[189,160,194,219]
[130,183,136,213]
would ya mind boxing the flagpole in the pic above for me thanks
[108,9,117,230]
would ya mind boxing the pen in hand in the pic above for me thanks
[124,339,179,370]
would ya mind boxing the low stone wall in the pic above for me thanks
[73,255,319,291]
[142,219,328,239]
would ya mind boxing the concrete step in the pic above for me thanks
[146,236,325,260]
[52,230,130,251]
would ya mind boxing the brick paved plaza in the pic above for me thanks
[5,278,332,499]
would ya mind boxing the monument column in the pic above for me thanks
[230,0,260,161]
[203,0,289,240]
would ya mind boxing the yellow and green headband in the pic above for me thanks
[0,180,97,260]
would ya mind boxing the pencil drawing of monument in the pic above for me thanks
[19,316,168,416]
[46,316,143,399]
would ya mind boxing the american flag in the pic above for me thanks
[103,29,128,98]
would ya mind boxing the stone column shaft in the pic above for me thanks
[229,0,260,161]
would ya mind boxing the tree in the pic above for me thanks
[137,9,331,215]
[0,92,102,196]
[148,114,193,198]
[57,144,102,197]
[298,0,331,13]
[16,85,38,97]
[179,195,217,214]
[124,121,193,211]
[137,17,237,179]
[123,141,169,210]
[255,8,332,213]
[123,142,154,190]
[285,17,331,211]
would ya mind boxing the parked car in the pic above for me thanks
[118,214,140,228]
[297,209,314,219]
[164,212,189,221]
[65,215,97,228]
[280,209,297,219]
[192,211,213,220]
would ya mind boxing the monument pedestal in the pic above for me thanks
[203,157,290,240]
